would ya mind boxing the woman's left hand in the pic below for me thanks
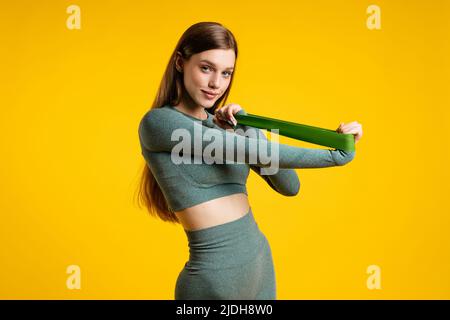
[336,121,363,143]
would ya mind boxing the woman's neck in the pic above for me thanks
[173,97,207,120]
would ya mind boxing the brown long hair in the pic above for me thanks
[135,22,239,224]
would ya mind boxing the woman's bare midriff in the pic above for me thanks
[174,193,250,232]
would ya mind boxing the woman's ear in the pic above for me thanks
[175,52,184,73]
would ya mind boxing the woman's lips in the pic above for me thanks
[201,90,218,100]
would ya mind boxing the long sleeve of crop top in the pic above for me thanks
[139,106,356,169]
[232,112,300,196]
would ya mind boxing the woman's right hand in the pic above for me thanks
[213,103,243,130]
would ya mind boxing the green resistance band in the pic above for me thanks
[234,113,355,152]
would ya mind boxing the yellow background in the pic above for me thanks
[1,0,449,299]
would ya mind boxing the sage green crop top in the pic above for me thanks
[138,104,356,212]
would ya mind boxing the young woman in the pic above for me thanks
[137,22,363,300]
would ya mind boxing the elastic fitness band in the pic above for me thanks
[233,113,355,152]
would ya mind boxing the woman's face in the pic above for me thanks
[177,49,235,110]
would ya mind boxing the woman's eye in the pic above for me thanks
[201,66,232,77]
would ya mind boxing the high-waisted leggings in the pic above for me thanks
[175,207,276,300]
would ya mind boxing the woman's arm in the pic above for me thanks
[231,113,300,196]
[250,165,300,196]
[138,107,356,169]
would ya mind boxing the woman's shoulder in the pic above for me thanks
[139,105,189,135]
[144,104,172,118]
[141,105,176,124]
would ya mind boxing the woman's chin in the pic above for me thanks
[199,98,216,108]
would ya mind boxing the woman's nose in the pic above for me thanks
[208,74,221,89]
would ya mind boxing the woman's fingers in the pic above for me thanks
[216,104,241,126]
[227,108,237,126]
[342,124,360,133]
[340,122,361,133]
[215,110,227,123]
[219,110,234,126]
[337,121,363,143]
